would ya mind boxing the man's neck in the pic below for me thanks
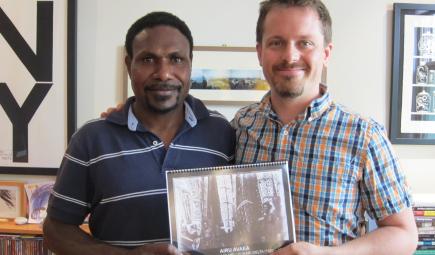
[133,103,185,148]
[270,88,320,124]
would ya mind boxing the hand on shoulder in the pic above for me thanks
[100,103,124,118]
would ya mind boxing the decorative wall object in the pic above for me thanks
[24,181,54,224]
[126,46,269,102]
[189,46,269,102]
[390,3,435,144]
[0,0,77,174]
[0,181,26,219]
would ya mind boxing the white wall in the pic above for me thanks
[76,0,435,196]
[3,0,434,198]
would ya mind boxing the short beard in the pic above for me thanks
[277,89,303,98]
[275,77,304,98]
[145,94,180,114]
[143,82,182,113]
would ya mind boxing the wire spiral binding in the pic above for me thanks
[167,160,288,174]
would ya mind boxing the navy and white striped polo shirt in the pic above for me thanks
[47,95,235,248]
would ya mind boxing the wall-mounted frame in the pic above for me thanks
[25,181,54,223]
[125,45,269,102]
[189,46,269,102]
[390,3,435,144]
[0,0,77,174]
[0,181,26,219]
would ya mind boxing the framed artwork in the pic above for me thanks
[0,0,77,174]
[24,181,54,223]
[0,181,26,219]
[125,46,269,102]
[189,46,268,102]
[390,3,435,144]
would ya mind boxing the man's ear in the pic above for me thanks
[125,55,132,77]
[256,43,263,67]
[323,42,333,67]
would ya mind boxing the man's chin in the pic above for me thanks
[273,82,304,98]
[148,98,182,114]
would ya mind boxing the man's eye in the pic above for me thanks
[171,56,183,63]
[142,57,154,63]
[300,41,314,48]
[269,40,283,47]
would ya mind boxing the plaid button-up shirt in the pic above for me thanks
[231,85,412,245]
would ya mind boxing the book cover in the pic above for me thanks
[166,161,295,255]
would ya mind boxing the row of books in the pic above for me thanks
[414,205,435,254]
[0,234,53,255]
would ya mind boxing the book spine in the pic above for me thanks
[415,211,435,217]
[415,207,435,211]
[419,241,435,246]
[415,250,435,255]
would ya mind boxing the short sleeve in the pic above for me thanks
[360,122,413,220]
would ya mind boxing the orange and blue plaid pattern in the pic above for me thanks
[231,86,412,246]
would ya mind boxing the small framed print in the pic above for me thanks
[125,46,270,103]
[0,181,26,219]
[189,46,269,102]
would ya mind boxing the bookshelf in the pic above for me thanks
[0,219,90,235]
[413,193,435,255]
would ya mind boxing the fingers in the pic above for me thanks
[100,102,124,118]
[132,243,182,255]
[116,103,124,111]
[100,107,114,118]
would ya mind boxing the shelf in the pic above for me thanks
[0,220,90,235]
[411,112,435,115]
[412,84,435,88]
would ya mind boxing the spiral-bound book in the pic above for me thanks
[166,161,295,255]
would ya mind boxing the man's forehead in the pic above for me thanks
[135,26,187,43]
[132,26,190,53]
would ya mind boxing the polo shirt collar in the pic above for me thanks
[259,84,332,122]
[106,94,208,132]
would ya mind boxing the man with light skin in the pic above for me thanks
[231,0,418,254]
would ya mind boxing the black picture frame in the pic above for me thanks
[390,3,435,145]
[0,0,77,175]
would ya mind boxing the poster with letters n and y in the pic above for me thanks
[0,0,76,175]
[166,161,296,255]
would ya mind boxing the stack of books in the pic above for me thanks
[0,234,54,255]
[414,204,435,255]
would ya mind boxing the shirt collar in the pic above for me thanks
[107,94,206,132]
[308,84,332,121]
[259,84,332,123]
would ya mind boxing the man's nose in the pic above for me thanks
[283,43,300,63]
[153,60,171,81]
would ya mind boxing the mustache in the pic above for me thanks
[144,82,182,91]
[274,60,306,70]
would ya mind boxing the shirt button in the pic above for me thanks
[153,141,159,146]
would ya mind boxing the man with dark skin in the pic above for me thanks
[43,12,235,255]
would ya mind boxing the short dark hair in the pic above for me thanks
[256,0,332,45]
[125,12,193,58]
